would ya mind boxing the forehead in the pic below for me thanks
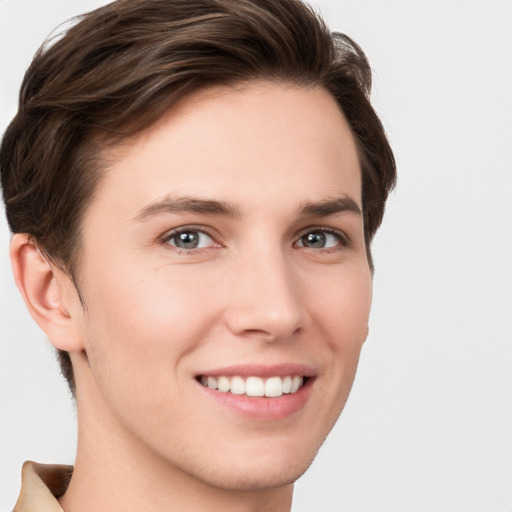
[91,81,362,218]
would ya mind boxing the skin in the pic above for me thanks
[11,81,372,512]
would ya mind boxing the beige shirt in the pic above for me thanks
[13,461,72,512]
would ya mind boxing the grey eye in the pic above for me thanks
[296,231,341,249]
[301,232,326,248]
[167,230,214,250]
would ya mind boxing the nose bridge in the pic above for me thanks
[225,242,305,340]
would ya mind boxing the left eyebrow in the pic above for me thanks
[133,195,242,222]
[297,196,362,218]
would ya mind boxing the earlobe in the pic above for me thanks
[9,233,84,352]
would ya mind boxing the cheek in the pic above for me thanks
[78,267,223,437]
[295,266,372,443]
[311,263,372,345]
[311,266,372,396]
[80,264,221,390]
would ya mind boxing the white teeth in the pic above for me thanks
[265,376,283,397]
[246,376,265,397]
[217,376,230,392]
[199,375,305,397]
[230,376,246,395]
[282,376,292,394]
[291,375,302,393]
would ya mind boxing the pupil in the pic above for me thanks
[177,232,199,249]
[304,232,326,248]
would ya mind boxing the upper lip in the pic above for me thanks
[196,363,316,378]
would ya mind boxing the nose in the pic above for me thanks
[223,247,307,342]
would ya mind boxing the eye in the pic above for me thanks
[295,228,347,250]
[164,228,218,250]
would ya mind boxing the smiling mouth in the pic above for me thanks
[197,375,306,397]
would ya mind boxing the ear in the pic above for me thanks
[10,233,85,352]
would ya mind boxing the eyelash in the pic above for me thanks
[294,226,350,252]
[161,225,350,254]
[161,225,220,254]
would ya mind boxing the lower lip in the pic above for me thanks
[197,378,314,421]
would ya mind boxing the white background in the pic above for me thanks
[1,1,511,511]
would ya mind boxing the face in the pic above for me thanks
[72,82,372,490]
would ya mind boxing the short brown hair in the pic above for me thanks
[1,0,396,394]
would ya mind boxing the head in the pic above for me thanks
[1,0,395,493]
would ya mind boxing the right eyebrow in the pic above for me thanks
[133,195,243,222]
[297,196,362,218]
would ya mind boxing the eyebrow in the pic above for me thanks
[134,195,242,222]
[134,194,362,222]
[298,196,362,217]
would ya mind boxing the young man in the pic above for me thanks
[1,0,395,510]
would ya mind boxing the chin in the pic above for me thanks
[184,436,324,492]
[200,459,313,492]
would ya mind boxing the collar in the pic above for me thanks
[13,461,73,512]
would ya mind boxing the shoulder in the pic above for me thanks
[12,461,73,512]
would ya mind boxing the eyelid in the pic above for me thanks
[294,226,350,248]
[160,224,222,248]
[159,224,350,252]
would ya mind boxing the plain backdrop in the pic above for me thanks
[1,1,511,511]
